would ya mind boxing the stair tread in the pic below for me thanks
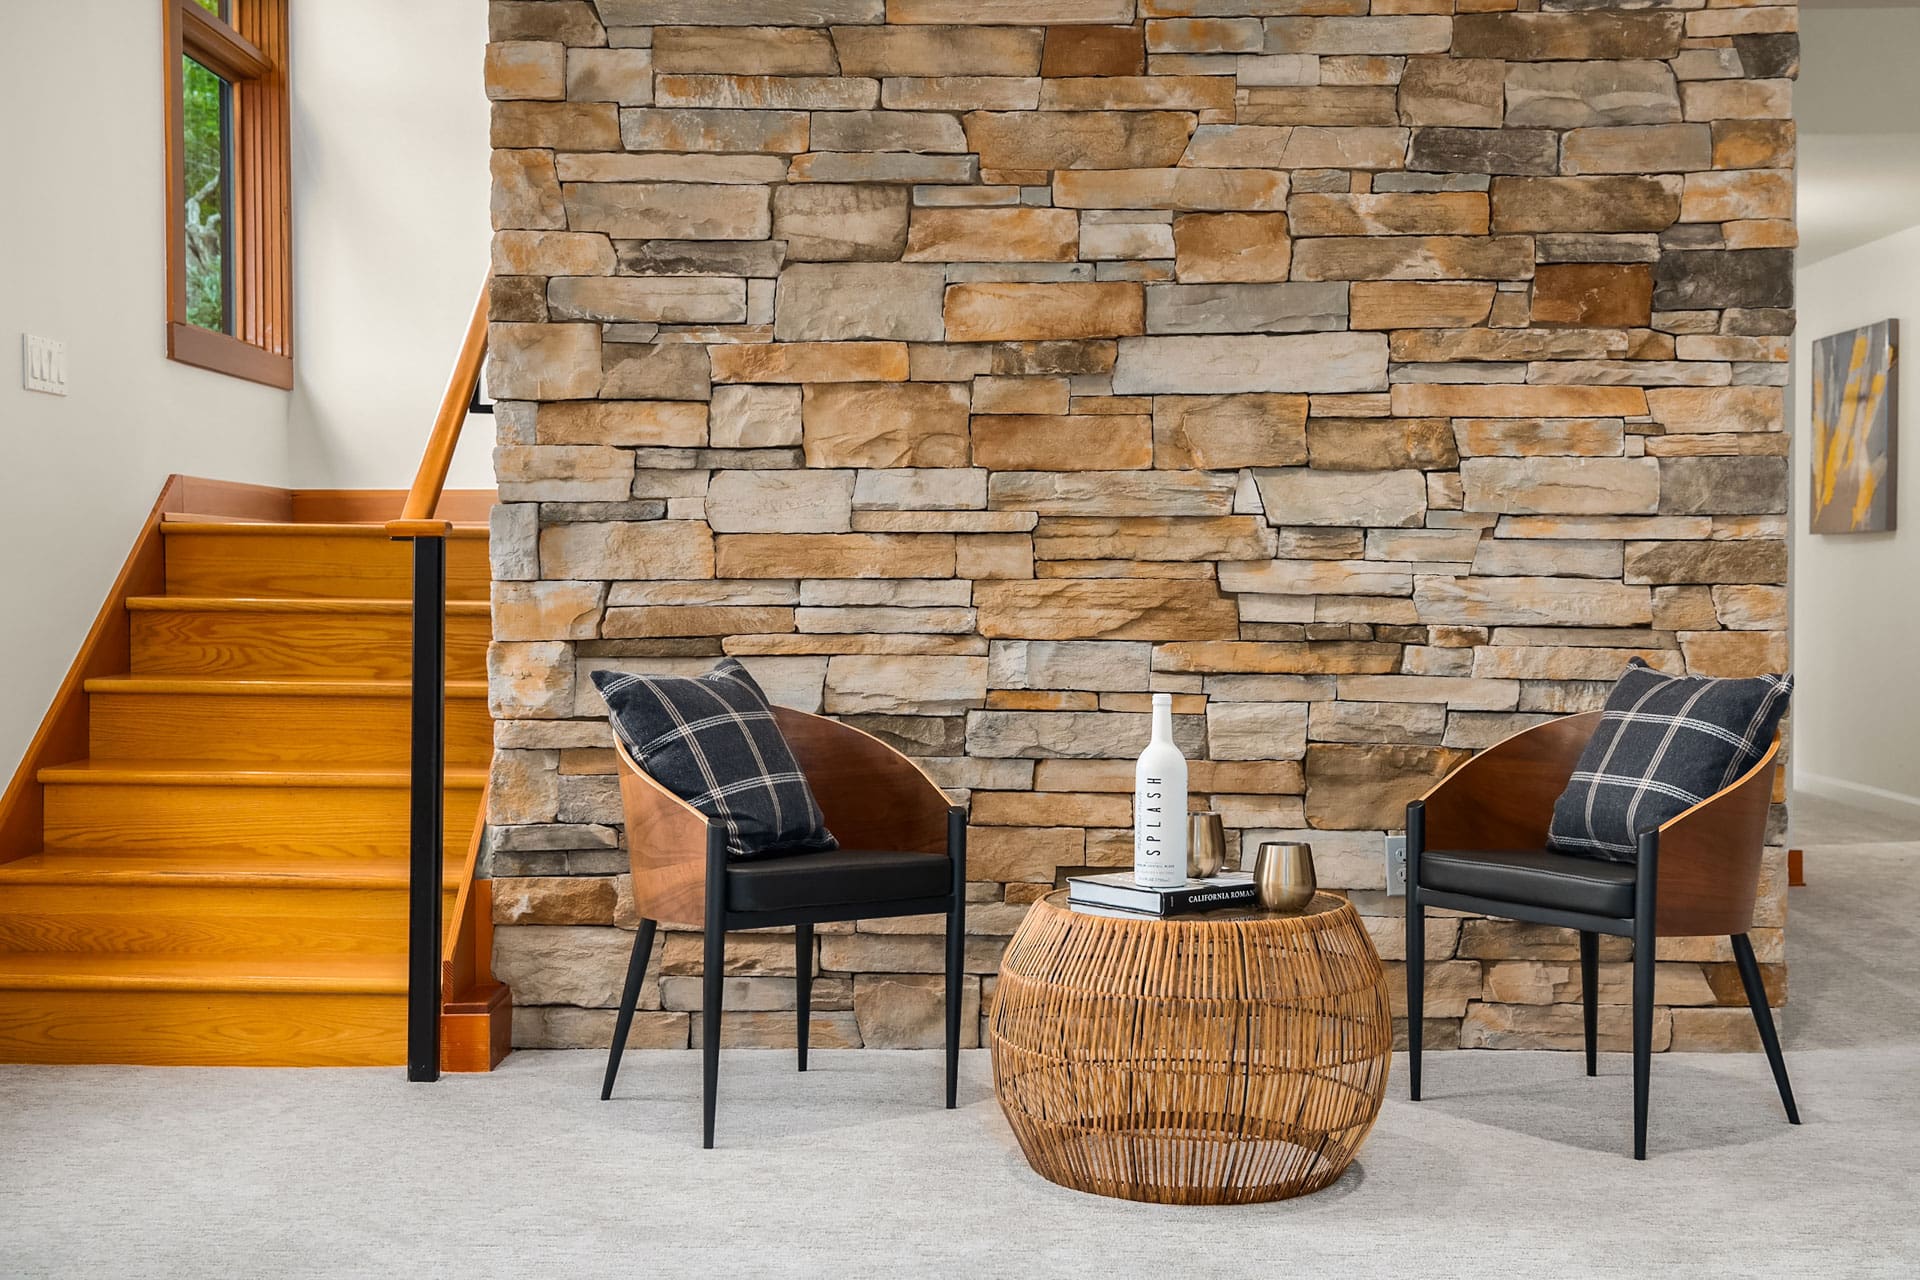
[127,595,491,615]
[0,850,464,890]
[0,951,406,994]
[162,521,488,538]
[37,761,488,788]
[84,675,489,698]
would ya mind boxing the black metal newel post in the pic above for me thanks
[406,534,448,1082]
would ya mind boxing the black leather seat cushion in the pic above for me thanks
[727,849,951,913]
[1421,848,1637,918]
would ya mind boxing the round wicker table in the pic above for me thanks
[988,890,1391,1205]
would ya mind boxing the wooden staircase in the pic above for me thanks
[0,482,503,1067]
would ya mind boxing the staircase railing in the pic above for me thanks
[390,281,489,1082]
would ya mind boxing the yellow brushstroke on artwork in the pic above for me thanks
[1853,458,1884,530]
[1819,332,1871,514]
[1848,370,1889,529]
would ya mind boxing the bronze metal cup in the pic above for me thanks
[1252,841,1317,913]
[1187,812,1226,880]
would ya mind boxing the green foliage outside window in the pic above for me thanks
[182,56,229,333]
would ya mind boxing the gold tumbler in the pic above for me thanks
[1187,812,1226,880]
[1252,841,1317,913]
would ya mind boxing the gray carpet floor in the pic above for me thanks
[2,800,1914,1279]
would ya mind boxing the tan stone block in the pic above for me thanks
[1040,76,1234,112]
[774,262,945,342]
[600,343,712,400]
[956,533,1036,580]
[1414,575,1653,627]
[491,874,622,928]
[889,0,1129,20]
[1252,468,1426,528]
[563,182,772,240]
[1169,212,1292,283]
[973,377,1070,416]
[1490,176,1681,234]
[1081,221,1176,261]
[1385,960,1483,1019]
[962,110,1193,171]
[1644,386,1781,434]
[973,415,1153,471]
[850,974,981,1050]
[1683,79,1792,122]
[619,107,810,154]
[943,283,1144,343]
[651,25,836,74]
[1712,119,1795,171]
[712,342,909,384]
[1053,168,1288,212]
[1682,169,1793,224]
[1042,23,1145,76]
[601,606,795,639]
[786,151,980,183]
[1393,384,1648,418]
[772,182,908,260]
[988,470,1235,517]
[491,100,619,150]
[824,655,988,716]
[1562,123,1712,175]
[539,521,714,582]
[1679,629,1787,678]
[1625,539,1786,586]
[1034,516,1274,562]
[492,580,608,643]
[1208,702,1309,761]
[1530,263,1654,329]
[491,230,615,277]
[1460,1002,1672,1052]
[801,381,969,466]
[1155,640,1401,677]
[976,579,1238,641]
[487,324,602,401]
[1236,85,1399,128]
[714,533,955,579]
[549,276,745,325]
[486,41,566,101]
[1289,193,1488,237]
[903,207,1078,262]
[1151,394,1307,469]
[533,402,701,450]
[1307,417,1457,471]
[1347,281,1490,331]
[1268,126,1411,171]
[1291,235,1534,282]
[493,924,651,1008]
[653,73,876,111]
[1114,333,1386,395]
[1711,584,1786,631]
[1305,743,1472,829]
[1265,16,1453,56]
[1470,645,1680,682]
[966,826,1087,883]
[707,385,801,449]
[1453,418,1626,458]
[879,77,1042,112]
[493,445,630,502]
[566,47,652,105]
[491,149,566,230]
[1397,56,1503,127]
[972,791,1132,828]
[834,24,1044,76]
[704,470,853,535]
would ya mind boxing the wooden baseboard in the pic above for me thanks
[1788,848,1804,888]
[442,982,513,1072]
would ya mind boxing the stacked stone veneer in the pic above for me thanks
[482,0,1796,1054]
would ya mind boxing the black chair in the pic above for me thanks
[602,704,966,1149]
[1405,711,1798,1159]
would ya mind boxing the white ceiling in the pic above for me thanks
[1797,7,1920,264]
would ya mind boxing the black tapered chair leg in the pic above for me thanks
[601,917,657,1101]
[701,921,725,1150]
[1631,830,1658,1160]
[794,923,813,1073]
[945,807,967,1110]
[1406,894,1425,1102]
[1580,929,1599,1078]
[1732,932,1800,1124]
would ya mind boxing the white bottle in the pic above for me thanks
[1133,693,1189,889]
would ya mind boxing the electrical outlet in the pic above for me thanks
[1384,834,1407,897]
[23,334,67,395]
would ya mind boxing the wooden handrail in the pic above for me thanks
[391,279,490,534]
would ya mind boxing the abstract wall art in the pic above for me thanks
[1810,319,1899,534]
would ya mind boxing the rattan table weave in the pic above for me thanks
[988,890,1391,1204]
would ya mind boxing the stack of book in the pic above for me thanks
[1066,870,1256,918]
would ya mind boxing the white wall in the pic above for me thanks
[287,0,494,490]
[0,0,491,779]
[1792,224,1920,815]
[0,0,292,775]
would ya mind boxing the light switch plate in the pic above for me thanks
[23,334,67,395]
[1385,834,1407,897]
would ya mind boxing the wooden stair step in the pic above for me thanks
[127,596,489,680]
[37,763,484,859]
[83,676,491,768]
[161,521,490,601]
[0,953,409,1066]
[0,849,461,956]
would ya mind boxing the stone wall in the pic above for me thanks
[483,0,1796,1054]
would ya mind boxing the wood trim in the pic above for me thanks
[291,490,497,524]
[391,282,492,531]
[163,0,293,383]
[167,322,294,390]
[441,780,510,1072]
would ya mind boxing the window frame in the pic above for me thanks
[163,0,293,389]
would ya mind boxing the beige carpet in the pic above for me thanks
[0,801,1913,1278]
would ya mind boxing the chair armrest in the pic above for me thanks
[773,706,952,856]
[1417,711,1601,851]
[613,738,713,928]
[1651,736,1780,937]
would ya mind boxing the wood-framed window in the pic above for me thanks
[163,0,292,389]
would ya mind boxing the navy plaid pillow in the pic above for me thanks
[1547,658,1790,864]
[592,659,837,861]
